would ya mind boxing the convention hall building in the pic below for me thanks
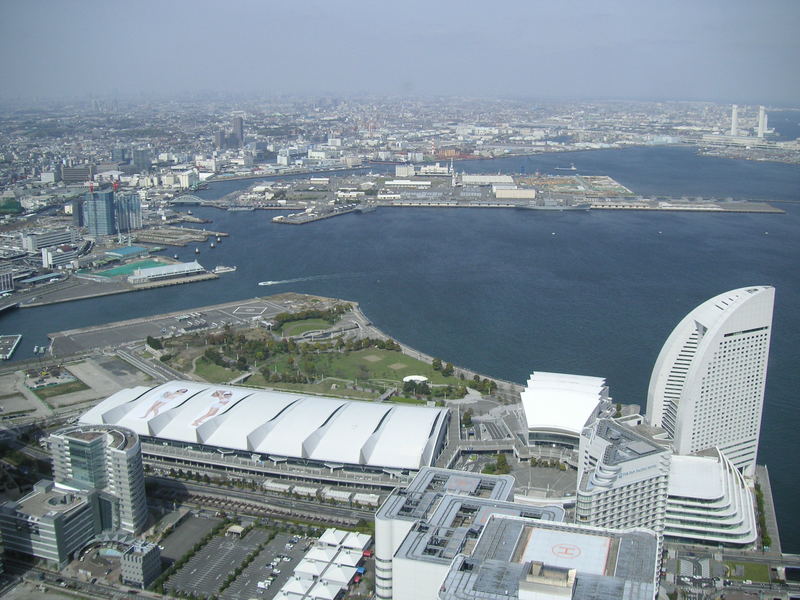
[79,380,451,490]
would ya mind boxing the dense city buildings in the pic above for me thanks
[646,286,774,476]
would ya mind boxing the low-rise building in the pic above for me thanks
[120,541,161,589]
[439,515,659,600]
[521,372,614,451]
[0,480,99,568]
[375,467,564,600]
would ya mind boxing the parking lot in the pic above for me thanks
[167,528,272,597]
[221,532,310,600]
[159,514,221,565]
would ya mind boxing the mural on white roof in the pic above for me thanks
[137,386,190,419]
[190,388,247,428]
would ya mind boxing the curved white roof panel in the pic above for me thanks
[80,381,449,470]
[521,371,609,436]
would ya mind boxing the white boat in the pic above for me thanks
[213,265,237,274]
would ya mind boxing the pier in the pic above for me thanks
[0,334,22,360]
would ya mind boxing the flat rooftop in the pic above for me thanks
[14,485,90,519]
[440,515,658,600]
[396,495,565,565]
[595,419,665,466]
[377,467,516,523]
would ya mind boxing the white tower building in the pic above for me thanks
[730,104,739,136]
[757,105,768,138]
[646,286,774,476]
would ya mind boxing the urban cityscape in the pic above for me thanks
[0,2,798,600]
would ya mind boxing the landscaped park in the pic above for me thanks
[150,304,497,403]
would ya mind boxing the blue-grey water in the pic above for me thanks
[2,145,799,550]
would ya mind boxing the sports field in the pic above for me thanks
[96,259,165,277]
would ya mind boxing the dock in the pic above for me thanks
[0,334,22,360]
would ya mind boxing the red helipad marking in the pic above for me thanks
[551,543,582,558]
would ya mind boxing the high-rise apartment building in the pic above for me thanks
[232,116,244,146]
[115,192,142,233]
[646,286,774,476]
[730,104,739,136]
[757,105,768,138]
[48,425,148,534]
[83,190,116,237]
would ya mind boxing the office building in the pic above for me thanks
[0,480,100,568]
[646,286,774,476]
[520,372,614,450]
[576,418,670,539]
[375,467,564,600]
[41,245,80,269]
[61,164,95,184]
[83,190,116,237]
[121,541,161,588]
[48,424,148,534]
[21,228,78,253]
[730,104,738,136]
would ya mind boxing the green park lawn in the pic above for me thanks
[265,348,461,386]
[279,318,331,337]
[724,561,770,582]
[193,357,239,384]
[32,380,89,400]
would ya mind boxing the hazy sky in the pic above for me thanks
[1,0,798,104]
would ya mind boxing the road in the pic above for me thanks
[148,476,374,523]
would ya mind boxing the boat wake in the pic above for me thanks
[258,274,339,286]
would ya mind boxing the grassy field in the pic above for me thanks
[725,561,771,582]
[245,375,377,400]
[193,357,239,384]
[264,348,461,386]
[95,259,165,277]
[279,318,331,337]
[32,380,89,400]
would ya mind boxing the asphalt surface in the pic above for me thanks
[159,515,221,564]
[167,528,271,597]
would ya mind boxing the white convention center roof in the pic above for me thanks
[520,371,608,436]
[80,380,448,470]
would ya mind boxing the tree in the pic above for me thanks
[495,453,510,474]
[146,335,163,350]
[432,357,442,371]
[442,362,454,377]
[462,408,473,428]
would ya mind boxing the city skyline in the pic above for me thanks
[0,1,798,105]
